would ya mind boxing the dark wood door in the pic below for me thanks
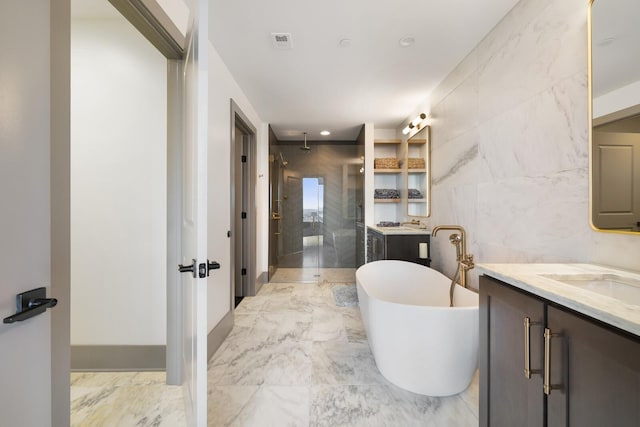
[546,305,640,427]
[480,276,545,427]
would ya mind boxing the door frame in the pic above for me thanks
[230,100,258,302]
[51,3,189,423]
[51,0,71,424]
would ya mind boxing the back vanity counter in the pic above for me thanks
[477,263,640,427]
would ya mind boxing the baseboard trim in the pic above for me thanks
[208,309,234,361]
[255,271,268,294]
[71,345,165,371]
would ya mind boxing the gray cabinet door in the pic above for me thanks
[547,305,640,427]
[480,276,544,427]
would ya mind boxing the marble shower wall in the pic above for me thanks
[420,0,640,289]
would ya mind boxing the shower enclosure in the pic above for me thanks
[269,132,363,282]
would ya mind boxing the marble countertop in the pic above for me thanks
[368,225,431,235]
[477,263,640,337]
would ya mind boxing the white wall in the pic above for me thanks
[207,42,266,331]
[398,0,640,289]
[71,17,167,345]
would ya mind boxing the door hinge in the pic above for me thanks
[241,268,247,276]
[241,155,247,163]
[241,212,247,219]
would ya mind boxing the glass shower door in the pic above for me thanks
[269,143,322,282]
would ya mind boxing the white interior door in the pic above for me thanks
[0,0,55,425]
[180,0,209,424]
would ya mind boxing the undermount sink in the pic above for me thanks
[540,273,640,304]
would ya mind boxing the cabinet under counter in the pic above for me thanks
[478,265,640,427]
[366,226,430,266]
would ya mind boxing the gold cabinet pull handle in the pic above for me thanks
[544,327,562,395]
[524,317,541,379]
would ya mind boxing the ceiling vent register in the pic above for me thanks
[271,33,293,49]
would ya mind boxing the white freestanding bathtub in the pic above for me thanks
[356,260,478,396]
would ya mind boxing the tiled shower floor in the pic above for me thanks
[70,278,478,426]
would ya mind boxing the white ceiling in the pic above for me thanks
[210,0,520,140]
[592,0,640,97]
[72,0,522,141]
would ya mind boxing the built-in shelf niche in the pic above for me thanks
[406,127,430,218]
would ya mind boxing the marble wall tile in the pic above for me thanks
[431,129,479,188]
[429,49,479,110]
[477,169,590,258]
[477,0,587,123]
[437,73,480,144]
[418,0,633,282]
[475,0,552,67]
[478,73,588,183]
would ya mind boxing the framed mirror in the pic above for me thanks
[590,0,640,232]
[406,126,431,217]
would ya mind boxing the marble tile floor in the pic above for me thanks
[69,279,478,426]
[208,280,479,426]
[70,371,186,426]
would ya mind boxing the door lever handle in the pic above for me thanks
[3,287,58,324]
[178,259,197,278]
[204,260,221,277]
[29,298,58,309]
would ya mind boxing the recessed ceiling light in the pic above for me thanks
[320,130,331,136]
[399,35,415,47]
[338,38,352,48]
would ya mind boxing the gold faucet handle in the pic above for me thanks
[463,254,475,269]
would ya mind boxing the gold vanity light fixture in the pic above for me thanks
[402,113,428,135]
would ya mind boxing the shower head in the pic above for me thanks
[300,132,311,151]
